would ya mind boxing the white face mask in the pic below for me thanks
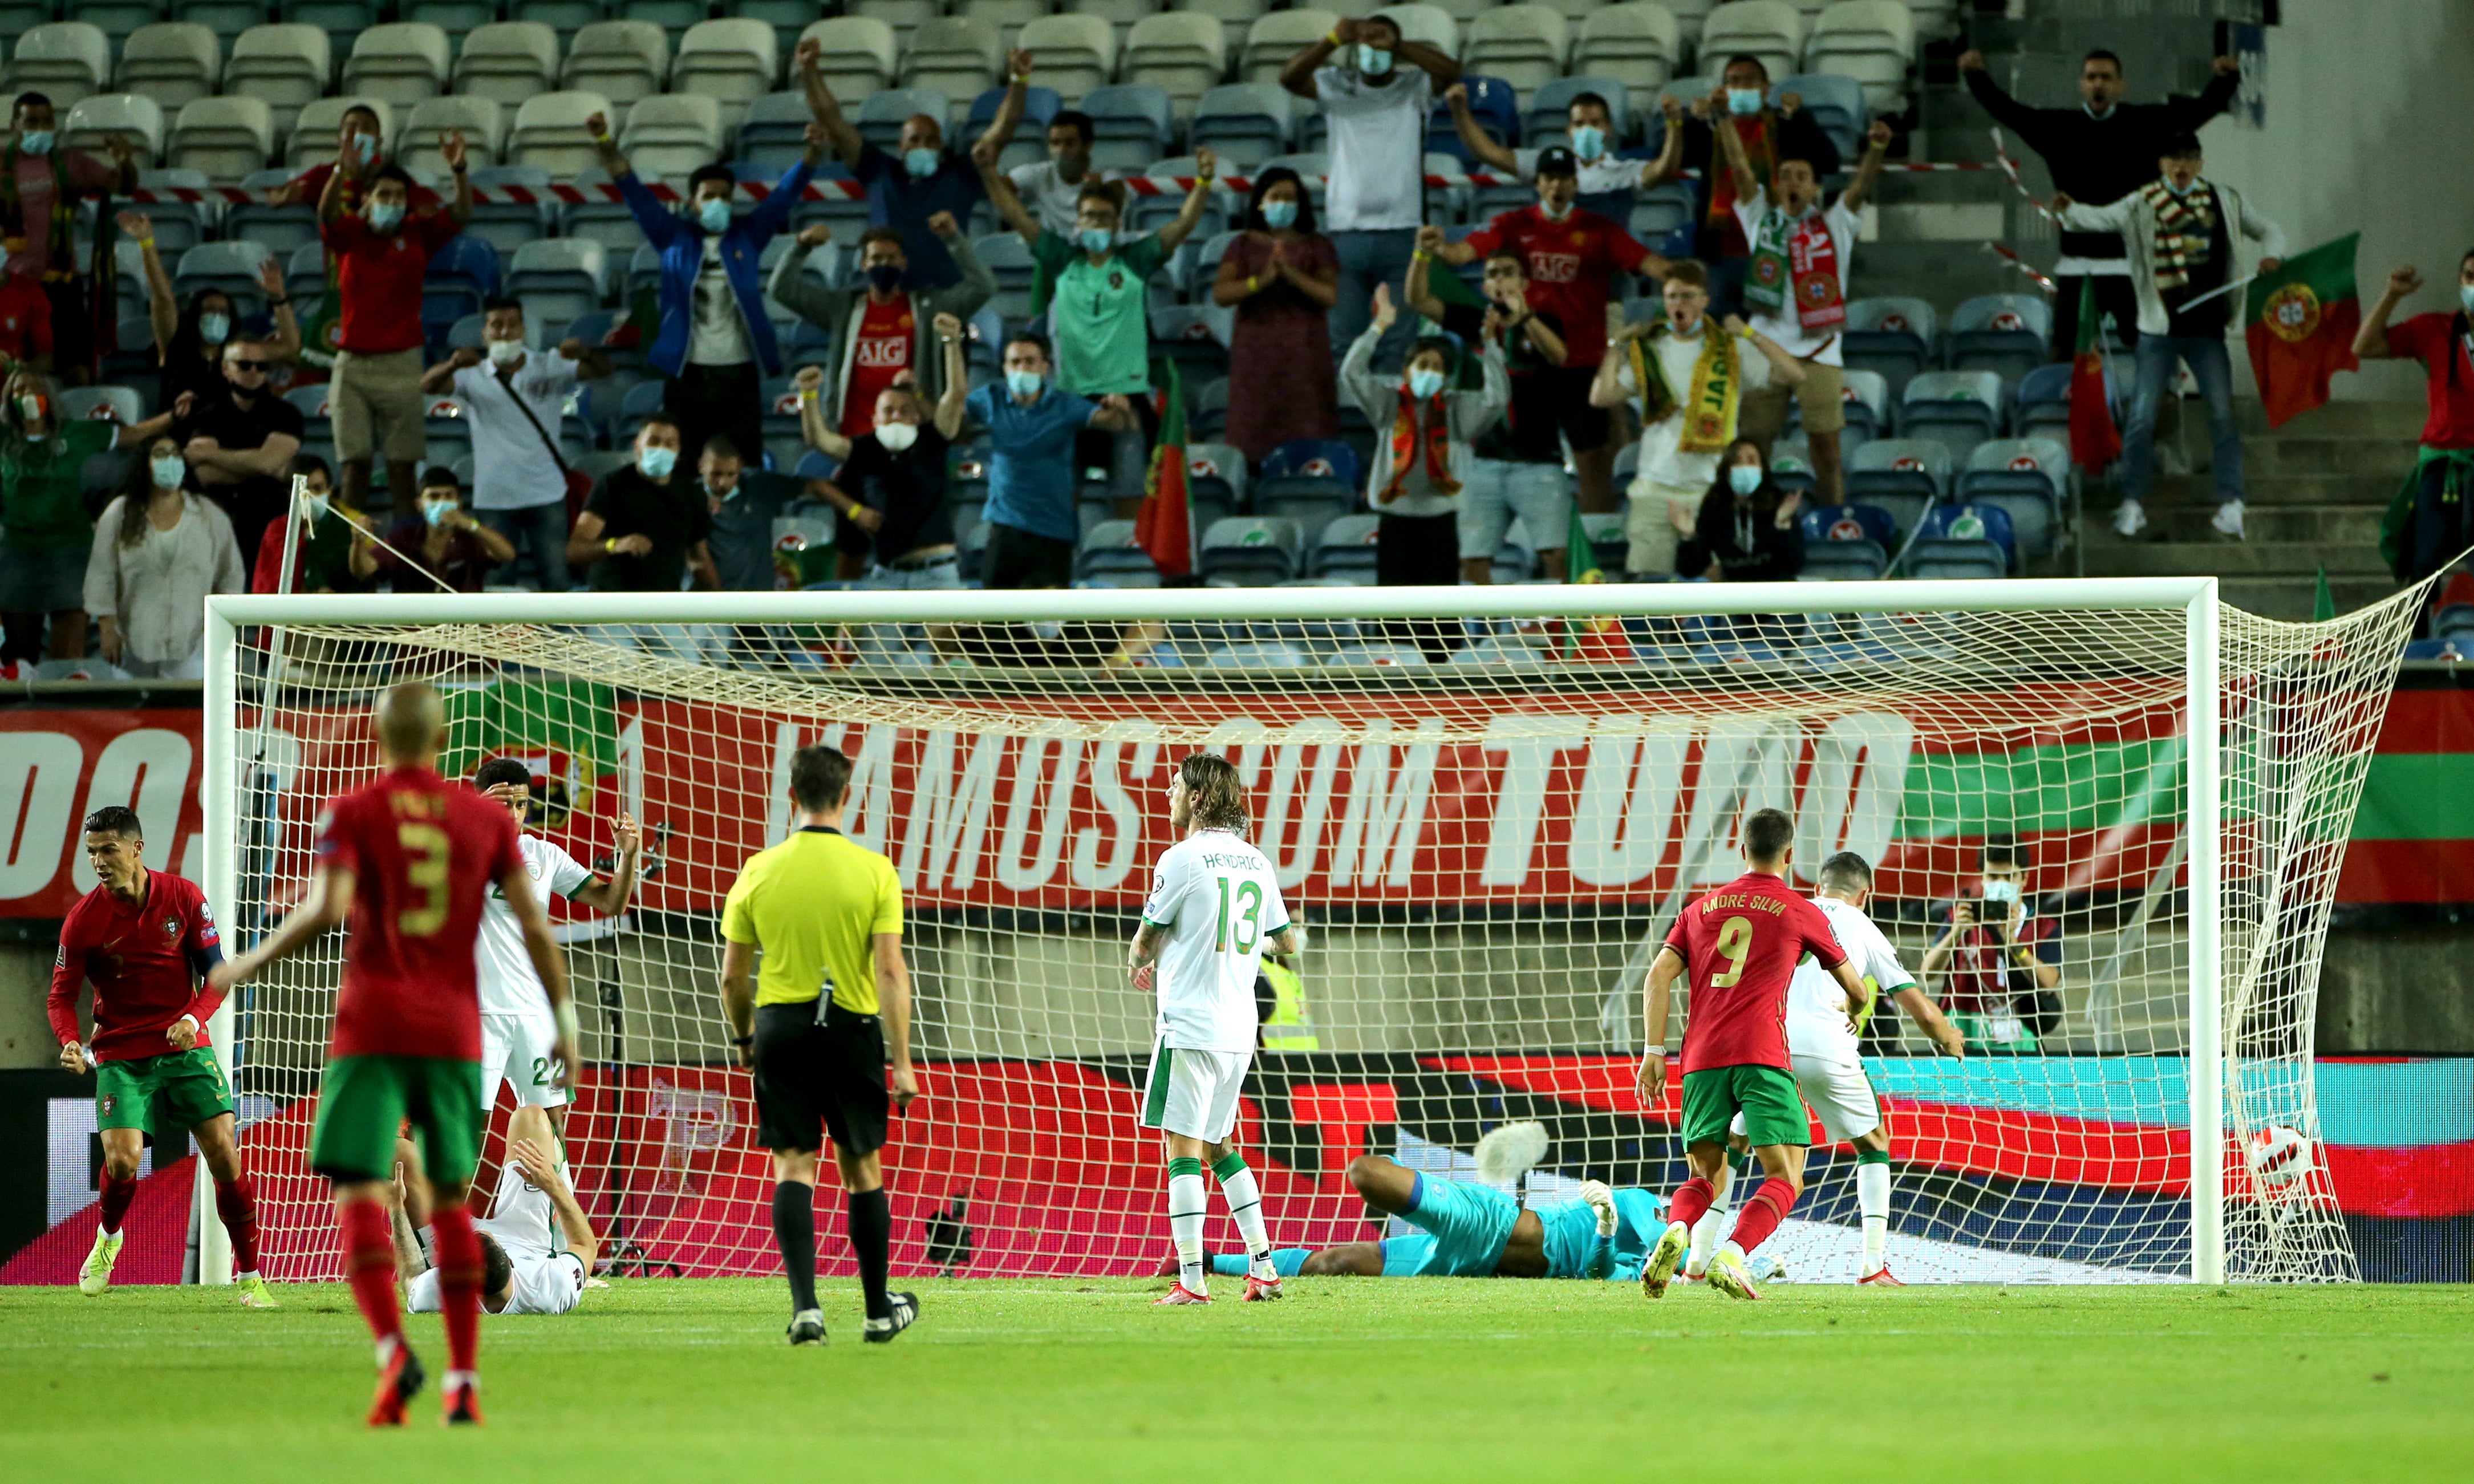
[875,420,920,452]
[486,337,525,365]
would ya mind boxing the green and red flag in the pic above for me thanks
[1559,505,1631,663]
[2246,233,2361,429]
[1134,356,1193,577]
[2067,277,2121,472]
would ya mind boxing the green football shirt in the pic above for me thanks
[1031,229,1169,397]
[0,420,113,553]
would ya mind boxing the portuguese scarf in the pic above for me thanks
[1630,322,1742,454]
[2140,179,2217,293]
[1380,384,1459,504]
[1744,207,1846,333]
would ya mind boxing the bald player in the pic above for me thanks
[213,683,574,1427]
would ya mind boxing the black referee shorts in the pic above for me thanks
[752,1001,889,1158]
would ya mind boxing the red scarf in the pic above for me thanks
[1786,212,1845,333]
[1382,386,1458,502]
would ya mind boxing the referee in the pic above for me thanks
[719,743,920,1346]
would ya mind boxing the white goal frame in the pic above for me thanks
[192,577,2232,1285]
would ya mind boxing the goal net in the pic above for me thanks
[197,578,2422,1286]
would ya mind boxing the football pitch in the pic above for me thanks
[6,1279,2468,1482]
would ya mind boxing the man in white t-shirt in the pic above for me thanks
[1722,117,1893,508]
[1281,14,1459,368]
[1592,257,1803,577]
[395,1107,598,1317]
[1445,83,1678,224]
[1129,754,1303,1306]
[470,756,643,1142]
[1005,108,1114,238]
[1685,850,1965,1287]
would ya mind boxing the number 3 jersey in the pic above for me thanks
[1662,870,1847,1075]
[1142,829,1290,1054]
[478,836,595,1019]
[315,765,525,1061]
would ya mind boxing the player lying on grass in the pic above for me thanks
[391,1105,597,1316]
[1685,850,1966,1287]
[52,805,274,1307]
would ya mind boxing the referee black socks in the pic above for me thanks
[849,1188,893,1322]
[772,1182,819,1314]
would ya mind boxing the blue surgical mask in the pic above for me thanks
[1569,125,1605,160]
[1260,198,1297,230]
[150,454,185,489]
[2165,176,2198,197]
[1004,369,1043,398]
[198,311,231,346]
[639,445,677,479]
[421,499,455,526]
[1077,226,1114,254]
[1357,44,1393,76]
[1729,464,1763,496]
[905,147,942,177]
[697,197,732,233]
[2459,285,2474,316]
[1726,88,1764,116]
[352,133,378,165]
[18,129,52,155]
[1408,367,1445,399]
[367,200,404,232]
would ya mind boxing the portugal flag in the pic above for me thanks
[1559,505,1631,663]
[2247,233,2361,429]
[1133,356,1192,578]
[2068,277,2122,472]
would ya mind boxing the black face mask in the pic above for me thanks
[865,263,904,293]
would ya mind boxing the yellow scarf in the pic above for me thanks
[1631,323,1742,456]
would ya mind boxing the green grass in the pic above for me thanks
[5,1278,2471,1482]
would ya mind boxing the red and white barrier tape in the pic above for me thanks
[1981,241,2057,294]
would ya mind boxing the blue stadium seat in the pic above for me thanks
[1771,74,1865,163]
[1957,436,2069,563]
[1248,473,1355,545]
[1898,369,2005,463]
[1079,84,1174,174]
[1189,83,1292,173]
[1844,437,1948,538]
[1150,303,1233,383]
[1843,296,1936,403]
[968,83,1060,172]
[1903,502,2015,579]
[1423,74,1516,165]
[1262,437,1361,492]
[973,232,1037,321]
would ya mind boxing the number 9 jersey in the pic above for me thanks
[1141,829,1290,1054]
[314,765,527,1062]
[1662,870,1847,1075]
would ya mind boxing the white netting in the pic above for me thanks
[209,583,2420,1285]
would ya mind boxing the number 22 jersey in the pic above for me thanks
[1662,870,1847,1074]
[315,764,526,1061]
[1141,829,1289,1054]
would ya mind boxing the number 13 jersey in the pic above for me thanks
[1142,829,1291,1054]
[315,765,526,1061]
[1662,870,1847,1074]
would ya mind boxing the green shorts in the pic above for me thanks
[310,1055,483,1186]
[96,1047,233,1136]
[1681,1064,1809,1149]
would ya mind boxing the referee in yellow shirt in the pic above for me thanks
[719,743,920,1347]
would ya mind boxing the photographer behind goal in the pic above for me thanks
[1917,835,2063,1051]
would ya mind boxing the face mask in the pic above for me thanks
[1260,198,1297,230]
[486,336,525,365]
[875,420,920,452]
[15,392,42,427]
[1358,44,1393,75]
[1569,125,1605,160]
[904,147,942,177]
[1726,88,1763,116]
[1004,368,1043,398]
[367,200,405,232]
[18,129,51,155]
[1077,226,1114,254]
[198,311,231,346]
[1407,367,1445,399]
[707,478,739,501]
[2459,285,2474,316]
[151,454,185,489]
[421,500,455,527]
[299,491,330,519]
[1540,195,1573,221]
[865,262,904,293]
[1728,464,1763,496]
[352,133,379,165]
[638,445,678,480]
[1982,878,2021,907]
[697,197,732,233]
[2164,176,2197,196]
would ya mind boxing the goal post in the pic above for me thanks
[194,576,2420,1286]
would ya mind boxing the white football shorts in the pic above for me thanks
[1137,1039,1250,1142]
[1729,1052,1881,1145]
[480,1009,570,1110]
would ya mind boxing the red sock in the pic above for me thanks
[214,1177,261,1273]
[98,1171,138,1234]
[338,1198,403,1346]
[1668,1177,1715,1230]
[431,1204,482,1376]
[1728,1178,1799,1255]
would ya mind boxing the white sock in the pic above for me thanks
[1214,1157,1276,1277]
[1686,1163,1734,1277]
[1169,1165,1208,1293]
[1857,1159,1892,1276]
[444,1369,476,1392]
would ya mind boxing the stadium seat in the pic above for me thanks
[510,92,618,176]
[404,96,508,174]
[1631,181,1697,247]
[905,17,1004,120]
[1796,504,1891,580]
[1248,470,1355,546]
[1124,13,1227,118]
[969,233,1036,321]
[1188,83,1292,172]
[1576,510,1626,575]
[1904,501,2014,578]
[851,0,942,48]
[1843,295,1937,403]
[1770,73,1866,161]
[1240,10,1337,88]
[1701,1,1805,86]
[127,169,213,257]
[1168,0,1268,59]
[1081,85,1175,172]
[620,95,726,180]
[283,0,383,59]
[1805,1,1915,115]
[117,23,224,112]
[460,164,557,262]
[1076,520,1162,582]
[463,22,570,111]
[1527,75,1629,152]
[1374,3,1459,59]
[169,1,264,48]
[423,233,501,342]
[285,98,395,170]
[1844,437,1948,537]
[65,96,164,168]
[1199,516,1303,585]
[1189,376,1230,438]
[1575,5,1680,115]
[169,97,276,181]
[406,2,497,47]
[175,240,278,310]
[344,23,453,108]
[1150,303,1235,382]
[1262,437,1361,490]
[5,24,111,109]
[857,88,951,151]
[1956,436,2069,562]
[507,237,611,330]
[1016,14,1117,103]
[562,169,654,257]
[727,92,818,173]
[1899,369,2005,461]
[1430,74,1518,164]
[797,18,901,102]
[267,226,325,300]
[61,384,144,427]
[1767,433,1816,496]
[619,0,705,50]
[1178,441,1244,529]
[1463,7,1571,102]
[1948,293,2054,386]
[227,25,332,137]
[967,82,1061,172]
[674,19,782,133]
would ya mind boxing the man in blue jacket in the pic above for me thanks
[586,108,829,472]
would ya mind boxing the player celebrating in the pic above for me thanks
[51,806,274,1307]
[1636,807,1868,1301]
[1130,753,1302,1304]
[1684,850,1967,1287]
[392,1106,598,1316]
[471,756,642,1140]
[212,682,575,1426]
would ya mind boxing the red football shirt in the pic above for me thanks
[316,764,525,1061]
[50,870,224,1064]
[1460,205,1649,368]
[0,270,53,366]
[1662,870,1847,1073]
[321,209,462,355]
[841,297,916,437]
[2384,312,2474,449]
